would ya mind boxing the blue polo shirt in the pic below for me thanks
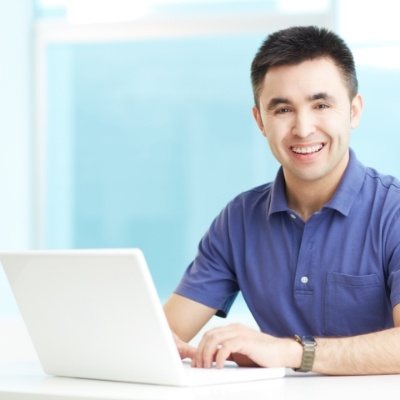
[175,150,400,337]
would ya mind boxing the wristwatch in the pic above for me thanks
[294,335,317,372]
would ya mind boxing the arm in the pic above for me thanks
[164,293,217,360]
[192,304,400,374]
[164,293,217,342]
[313,303,400,375]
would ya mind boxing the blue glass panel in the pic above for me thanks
[45,34,278,298]
[352,66,400,176]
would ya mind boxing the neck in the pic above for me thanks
[284,154,349,221]
[286,181,335,221]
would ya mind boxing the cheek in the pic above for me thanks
[264,119,291,141]
[317,114,350,138]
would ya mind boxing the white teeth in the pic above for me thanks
[291,144,324,154]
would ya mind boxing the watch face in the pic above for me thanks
[302,336,317,345]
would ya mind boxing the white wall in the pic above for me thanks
[0,0,33,250]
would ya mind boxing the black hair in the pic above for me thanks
[251,26,358,107]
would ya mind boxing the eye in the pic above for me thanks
[315,103,329,110]
[275,107,292,114]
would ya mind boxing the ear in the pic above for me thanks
[252,106,267,137]
[350,94,363,129]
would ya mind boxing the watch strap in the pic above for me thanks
[294,335,317,372]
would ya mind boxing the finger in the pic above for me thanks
[214,340,242,369]
[195,333,220,368]
[172,332,197,360]
[195,327,237,368]
[178,342,197,360]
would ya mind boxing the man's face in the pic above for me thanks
[253,57,363,188]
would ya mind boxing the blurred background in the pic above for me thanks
[1,0,400,321]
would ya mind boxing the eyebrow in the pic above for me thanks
[266,97,291,111]
[266,92,335,111]
[307,92,335,102]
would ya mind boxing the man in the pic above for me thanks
[164,26,400,375]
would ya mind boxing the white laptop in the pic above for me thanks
[0,249,285,386]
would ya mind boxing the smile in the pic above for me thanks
[291,143,325,155]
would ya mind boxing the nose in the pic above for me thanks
[291,111,315,138]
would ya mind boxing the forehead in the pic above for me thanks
[260,57,349,101]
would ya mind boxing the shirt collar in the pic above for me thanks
[268,168,289,216]
[267,149,366,218]
[324,149,366,216]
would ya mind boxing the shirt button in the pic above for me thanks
[289,213,296,220]
[300,276,309,284]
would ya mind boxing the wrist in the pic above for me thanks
[293,335,317,372]
[280,337,303,368]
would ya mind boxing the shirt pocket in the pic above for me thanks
[325,272,386,336]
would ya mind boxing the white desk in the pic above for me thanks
[0,361,399,400]
[1,317,399,400]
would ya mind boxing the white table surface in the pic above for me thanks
[1,317,399,400]
[1,360,400,400]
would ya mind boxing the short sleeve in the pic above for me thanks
[386,209,400,308]
[174,205,239,317]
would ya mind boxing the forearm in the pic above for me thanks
[163,294,216,342]
[313,327,400,375]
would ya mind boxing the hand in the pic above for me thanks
[192,323,301,369]
[172,332,197,360]
[228,352,259,367]
[171,330,256,366]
